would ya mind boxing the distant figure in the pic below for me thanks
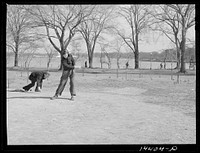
[164,62,166,69]
[190,58,193,65]
[160,63,163,69]
[22,71,50,92]
[85,61,87,68]
[189,58,195,70]
[126,61,129,69]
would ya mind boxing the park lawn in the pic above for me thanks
[7,68,196,117]
[6,68,196,144]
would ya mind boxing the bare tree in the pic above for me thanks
[111,37,124,69]
[99,43,111,69]
[151,5,195,71]
[150,5,181,69]
[19,46,36,80]
[6,5,41,67]
[70,38,82,63]
[115,5,152,69]
[44,46,56,70]
[167,4,195,73]
[25,5,94,70]
[78,5,115,68]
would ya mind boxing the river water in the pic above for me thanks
[7,56,191,70]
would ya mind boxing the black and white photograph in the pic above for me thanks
[3,3,196,151]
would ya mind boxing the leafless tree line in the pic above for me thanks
[6,4,195,73]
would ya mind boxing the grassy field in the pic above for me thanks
[6,68,196,144]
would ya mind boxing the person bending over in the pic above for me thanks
[23,71,50,92]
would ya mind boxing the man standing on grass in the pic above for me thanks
[22,71,50,92]
[51,50,76,101]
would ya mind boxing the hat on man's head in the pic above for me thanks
[64,48,70,53]
[63,50,69,54]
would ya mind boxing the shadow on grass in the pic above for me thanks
[7,96,70,100]
[8,89,50,94]
[7,89,37,93]
[8,89,27,92]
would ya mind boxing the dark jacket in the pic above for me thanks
[29,71,49,81]
[62,54,75,71]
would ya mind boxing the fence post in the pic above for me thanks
[177,73,180,84]
[171,63,173,80]
[82,67,85,76]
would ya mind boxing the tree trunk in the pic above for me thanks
[47,60,50,70]
[180,43,186,73]
[100,51,103,69]
[180,29,186,73]
[87,45,94,68]
[117,60,120,69]
[134,34,139,69]
[14,52,18,67]
[89,55,93,68]
[59,52,64,70]
[174,33,181,70]
[134,50,139,69]
[176,50,181,69]
[14,43,19,67]
[174,40,181,69]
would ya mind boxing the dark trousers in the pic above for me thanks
[55,69,75,96]
[23,78,43,91]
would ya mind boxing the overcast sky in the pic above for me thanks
[115,11,195,53]
[8,5,195,54]
[51,25,195,54]
[139,27,195,53]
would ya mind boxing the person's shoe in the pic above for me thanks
[70,96,75,101]
[50,95,58,100]
[35,87,41,92]
[22,88,28,92]
[35,89,41,92]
